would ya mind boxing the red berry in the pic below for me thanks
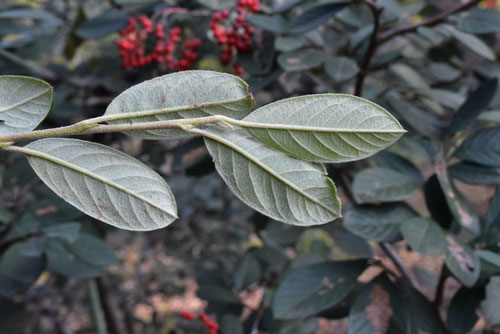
[181,310,195,320]
[233,64,244,75]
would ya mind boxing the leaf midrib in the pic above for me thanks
[192,128,339,217]
[236,119,406,133]
[103,95,252,123]
[0,87,51,113]
[20,146,178,219]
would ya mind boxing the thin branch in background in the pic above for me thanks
[0,48,58,81]
[89,280,108,334]
[354,1,383,97]
[96,277,131,334]
[379,242,422,292]
[377,0,482,43]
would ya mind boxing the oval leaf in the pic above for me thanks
[21,138,177,231]
[75,10,128,39]
[104,70,254,139]
[277,49,325,72]
[0,75,53,135]
[447,78,498,136]
[455,9,500,34]
[272,260,366,319]
[444,235,480,288]
[325,57,360,82]
[344,204,417,242]
[199,126,340,226]
[241,94,404,163]
[449,162,500,185]
[455,127,500,167]
[0,242,45,284]
[400,217,446,255]
[447,287,484,334]
[353,167,423,203]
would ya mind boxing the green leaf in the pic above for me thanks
[272,260,366,319]
[455,127,500,167]
[18,237,46,257]
[22,138,177,231]
[247,2,348,34]
[286,2,349,34]
[233,253,261,291]
[325,57,359,82]
[454,9,500,34]
[200,127,341,226]
[441,25,495,61]
[197,285,242,305]
[0,201,12,224]
[374,151,424,181]
[75,10,128,39]
[241,94,404,163]
[277,319,319,334]
[485,187,500,230]
[0,273,25,298]
[447,78,498,136]
[480,276,500,325]
[449,162,500,185]
[246,14,289,33]
[220,314,244,334]
[477,250,500,268]
[344,204,416,242]
[277,49,325,72]
[428,62,461,82]
[352,167,423,203]
[274,36,306,52]
[45,239,104,278]
[104,71,254,139]
[444,235,480,287]
[42,222,81,242]
[390,64,430,92]
[197,0,235,10]
[479,111,500,123]
[435,160,480,234]
[0,242,45,284]
[400,217,446,255]
[65,233,117,267]
[386,94,444,138]
[0,75,54,135]
[447,287,484,334]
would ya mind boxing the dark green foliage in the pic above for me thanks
[1,0,500,333]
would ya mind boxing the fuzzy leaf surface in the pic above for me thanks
[104,71,254,139]
[0,75,53,135]
[200,127,341,226]
[241,94,404,163]
[22,138,177,231]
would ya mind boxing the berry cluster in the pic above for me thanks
[181,310,219,334]
[116,15,202,71]
[209,0,260,73]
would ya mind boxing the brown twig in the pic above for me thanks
[379,242,423,292]
[96,277,130,334]
[432,265,448,309]
[377,0,481,43]
[354,0,383,97]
